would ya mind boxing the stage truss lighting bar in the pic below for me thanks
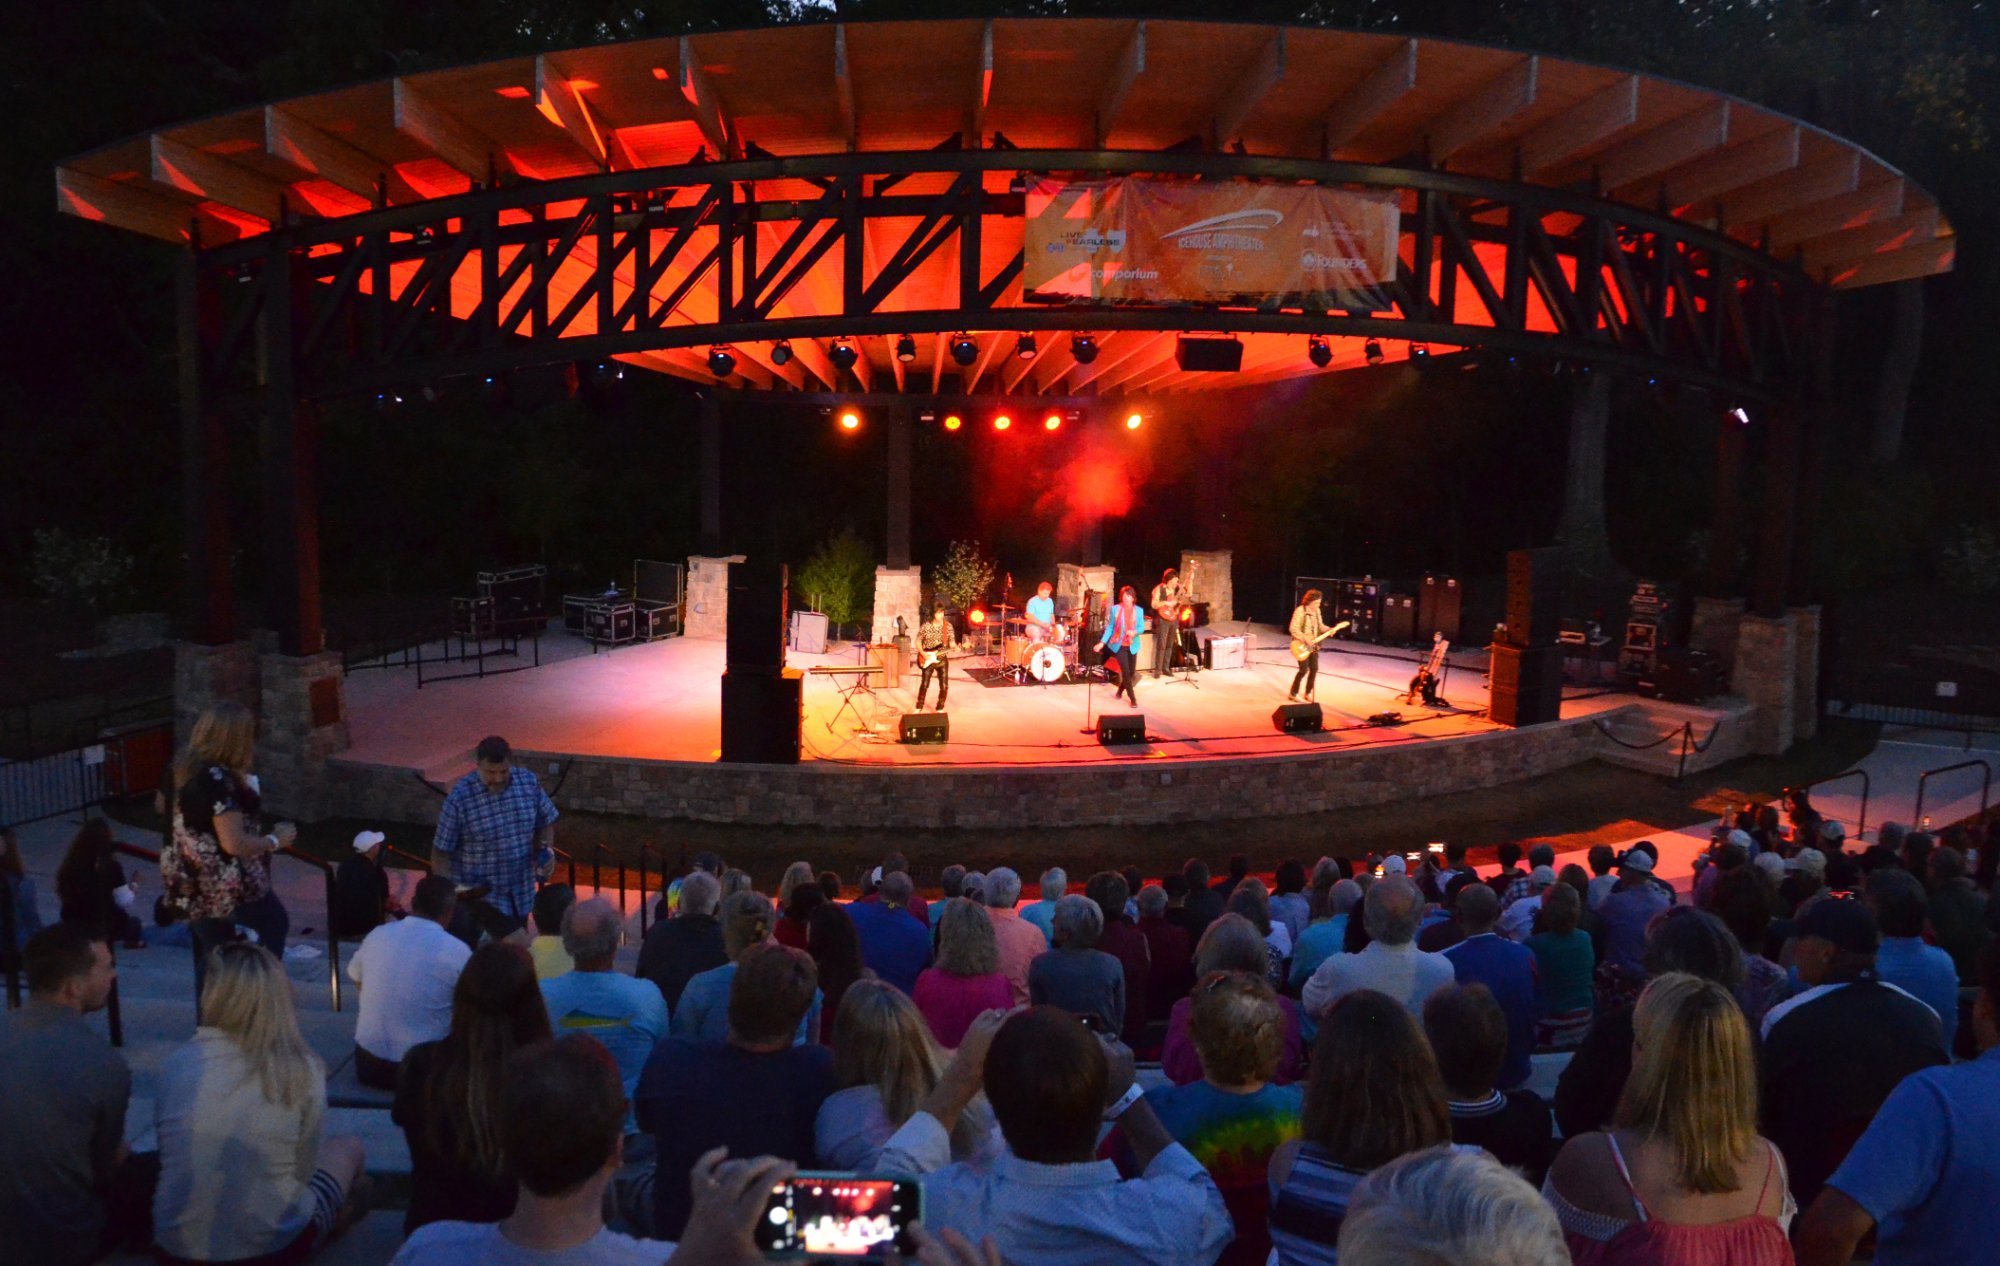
[949,334,978,367]
[1071,334,1099,364]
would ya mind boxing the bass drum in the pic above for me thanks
[1026,642,1067,683]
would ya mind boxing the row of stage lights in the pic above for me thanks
[709,333,1104,379]
[829,407,1146,433]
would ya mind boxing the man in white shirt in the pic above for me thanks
[1498,866,1556,941]
[348,875,470,1089]
[1303,876,1455,1018]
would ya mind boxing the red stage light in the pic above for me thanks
[943,414,963,431]
[1179,606,1194,625]
[1043,412,1062,431]
[968,608,986,625]
[993,414,1012,431]
[1124,412,1143,430]
[838,410,861,431]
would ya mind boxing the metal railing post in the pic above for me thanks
[1789,769,1871,841]
[1913,759,1994,831]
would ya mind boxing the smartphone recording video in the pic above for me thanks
[757,1174,920,1259]
[1428,842,1445,855]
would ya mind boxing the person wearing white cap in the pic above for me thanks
[332,828,403,940]
[1598,847,1673,976]
[1497,865,1557,942]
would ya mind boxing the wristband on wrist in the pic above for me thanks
[1103,1083,1145,1122]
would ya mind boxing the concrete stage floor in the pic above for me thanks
[343,623,1633,778]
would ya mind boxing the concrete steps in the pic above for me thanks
[1591,696,1755,777]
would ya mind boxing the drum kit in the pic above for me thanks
[991,601,1103,685]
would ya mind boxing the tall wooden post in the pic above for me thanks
[177,250,235,645]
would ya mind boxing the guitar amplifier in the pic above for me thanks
[1199,634,1247,670]
[1381,593,1417,645]
[1418,575,1463,642]
[1333,579,1383,642]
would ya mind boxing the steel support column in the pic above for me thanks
[886,402,912,570]
[258,242,324,657]
[1702,412,1750,598]
[178,250,235,645]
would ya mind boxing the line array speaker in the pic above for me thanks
[726,560,789,671]
[1489,643,1564,727]
[1503,549,1562,648]
[720,669,802,763]
[1175,337,1244,372]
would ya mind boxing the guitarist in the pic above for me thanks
[1150,567,1186,677]
[1288,589,1331,703]
[914,606,959,712]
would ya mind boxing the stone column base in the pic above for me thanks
[683,554,745,639]
[1180,550,1234,623]
[174,640,259,757]
[871,566,922,646]
[1689,596,1747,677]
[1789,605,1822,741]
[1731,614,1798,756]
[254,650,349,821]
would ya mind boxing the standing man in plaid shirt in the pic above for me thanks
[434,735,559,943]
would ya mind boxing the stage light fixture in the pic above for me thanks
[1015,334,1037,360]
[1410,343,1431,362]
[829,341,859,371]
[943,414,963,432]
[1044,412,1063,432]
[1072,335,1099,364]
[1364,339,1385,366]
[993,413,1012,432]
[1729,405,1751,428]
[968,608,987,626]
[1125,412,1143,431]
[838,409,861,431]
[770,339,793,366]
[950,334,979,367]
[895,334,917,363]
[707,346,736,377]
[1307,338,1332,368]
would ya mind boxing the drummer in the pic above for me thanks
[1023,580,1057,642]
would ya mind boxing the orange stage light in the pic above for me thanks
[1124,412,1143,430]
[838,410,861,430]
[993,414,1012,431]
[968,608,986,625]
[943,414,963,431]
[1179,606,1194,624]
[1043,413,1062,431]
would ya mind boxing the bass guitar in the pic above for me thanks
[1290,620,1353,662]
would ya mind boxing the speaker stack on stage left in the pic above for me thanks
[721,560,802,764]
[1490,547,1564,729]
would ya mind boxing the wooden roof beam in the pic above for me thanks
[1661,125,1800,210]
[820,337,872,391]
[1429,55,1538,166]
[969,21,994,149]
[265,106,414,204]
[784,336,840,392]
[394,79,511,185]
[1800,206,1940,274]
[535,55,609,170]
[679,36,734,160]
[1321,38,1417,156]
[150,134,302,223]
[1212,30,1286,149]
[1594,100,1729,193]
[733,340,808,390]
[833,25,858,152]
[1518,74,1637,178]
[56,167,197,244]
[964,331,1006,393]
[1095,21,1147,147]
[1826,234,1954,289]
[1722,152,1860,228]
[1764,178,1905,250]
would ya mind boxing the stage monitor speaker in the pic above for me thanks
[899,712,949,744]
[1273,702,1324,733]
[726,561,789,671]
[1503,548,1563,647]
[720,668,802,763]
[1489,643,1563,727]
[1097,713,1147,745]
[1175,337,1244,372]
[788,610,829,655]
[1381,593,1416,645]
[1418,574,1463,642]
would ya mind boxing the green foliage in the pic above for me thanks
[932,540,996,615]
[30,529,134,615]
[1939,523,2000,596]
[793,530,877,628]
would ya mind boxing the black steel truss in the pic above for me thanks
[194,150,1822,403]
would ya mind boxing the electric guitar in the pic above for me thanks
[1290,620,1353,661]
[917,638,964,670]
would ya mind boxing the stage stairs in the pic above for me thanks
[1590,696,1757,778]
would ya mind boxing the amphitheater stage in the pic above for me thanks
[330,627,1739,830]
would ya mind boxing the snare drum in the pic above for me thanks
[1026,642,1067,683]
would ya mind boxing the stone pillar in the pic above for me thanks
[1058,563,1117,628]
[1731,614,1799,756]
[1789,605,1822,741]
[1180,550,1234,623]
[871,566,922,646]
[253,650,348,820]
[684,555,745,639]
[1688,596,1746,677]
[174,640,260,756]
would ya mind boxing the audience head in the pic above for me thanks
[1226,877,1273,935]
[1824,850,1860,893]
[25,922,114,1011]
[1303,990,1450,1169]
[55,819,118,904]
[720,868,753,900]
[1867,867,1929,939]
[501,1036,627,1198]
[832,979,949,1130]
[939,864,967,899]
[432,942,552,1176]
[983,1007,1108,1164]
[1931,846,1968,886]
[412,874,459,925]
[777,861,817,906]
[1710,869,1771,954]
[1162,872,1189,902]
[1877,821,1907,854]
[1751,852,1787,888]
[1190,971,1286,1088]
[1194,913,1269,978]
[960,870,986,904]
[806,900,863,979]
[1136,883,1169,920]
[1526,843,1556,870]
[1363,875,1425,946]
[878,871,914,908]
[1793,897,1880,986]
[785,883,826,925]
[1587,844,1616,877]
[1226,854,1249,881]
[1423,983,1507,1101]
[1495,842,1522,870]
[728,943,819,1047]
[181,702,257,781]
[1330,878,1364,917]
[984,867,1024,909]
[678,869,722,919]
[1038,867,1068,902]
[719,890,777,959]
[1182,859,1211,891]
[473,735,513,790]
[199,942,318,1110]
[1120,865,1142,900]
[1084,871,1130,926]
[532,882,575,938]
[1051,893,1104,951]
[1616,973,1759,1192]
[1903,831,1936,878]
[1643,907,1744,988]
[561,897,623,970]
[817,869,843,900]
[1452,881,1499,934]
[1539,882,1581,935]
[691,851,725,877]
[1339,1146,1568,1266]
[935,897,999,976]
[1275,860,1306,895]
[1444,842,1469,867]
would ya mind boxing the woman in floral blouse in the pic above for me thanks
[164,702,293,970]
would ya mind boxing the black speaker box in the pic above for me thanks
[720,669,802,763]
[899,712,949,744]
[1333,578,1383,642]
[1381,593,1416,645]
[1489,643,1563,727]
[1097,713,1147,745]
[1175,337,1244,372]
[1503,548,1563,647]
[1418,574,1463,642]
[726,561,789,671]
[1272,702,1324,733]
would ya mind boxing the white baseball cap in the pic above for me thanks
[1380,855,1408,876]
[352,830,386,854]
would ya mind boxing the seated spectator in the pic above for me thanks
[1710,868,1786,1029]
[1228,877,1291,982]
[1181,859,1226,944]
[1338,1145,1567,1266]
[154,943,365,1265]
[775,882,823,953]
[1289,876,1359,992]
[806,899,864,1045]
[1762,895,1950,1208]
[1497,865,1555,941]
[1302,875,1455,1019]
[847,870,933,996]
[1557,862,1609,960]
[1868,868,1961,1050]
[1164,914,1307,1086]
[1028,893,1126,1034]
[1215,854,1252,900]
[1553,908,1743,1140]
[1086,870,1153,1046]
[56,818,144,948]
[394,942,550,1233]
[1130,972,1301,1266]
[1778,846,1828,920]
[0,923,153,1265]
[1269,990,1452,1266]
[636,869,724,1011]
[1269,861,1310,945]
[1020,866,1066,944]
[817,978,998,1171]
[720,867,754,901]
[348,875,469,1090]
[913,897,1012,1048]
[1585,844,1618,909]
[1798,940,2000,1266]
[1136,883,1195,1030]
[1926,845,1991,982]
[637,943,834,1238]
[662,851,724,917]
[1416,872,1480,953]
[0,824,45,957]
[540,897,666,1134]
[1597,848,1674,980]
[1525,882,1594,1048]
[1500,844,1556,909]
[1544,973,1792,1262]
[1423,984,1553,1184]
[1440,884,1539,1091]
[928,864,967,931]
[674,890,821,1046]
[816,868,843,901]
[527,882,575,980]
[982,867,1047,1004]
[855,852,929,926]
[776,859,816,911]
[879,1006,1233,1264]
[332,829,403,940]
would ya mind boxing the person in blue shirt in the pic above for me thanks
[1094,586,1146,706]
[1440,884,1541,1092]
[1865,868,1960,1051]
[538,897,666,1135]
[433,735,559,942]
[1797,942,2000,1266]
[1018,868,1065,946]
[1023,580,1057,641]
[847,871,934,996]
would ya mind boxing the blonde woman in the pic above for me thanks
[815,978,997,1170]
[1543,972,1793,1264]
[153,944,365,1264]
[163,702,292,962]
[776,860,817,909]
[1162,914,1307,1085]
[913,896,1013,1047]
[672,890,821,1044]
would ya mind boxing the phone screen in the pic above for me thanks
[1428,842,1445,855]
[757,1175,920,1258]
[1405,851,1422,864]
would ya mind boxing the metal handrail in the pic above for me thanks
[99,841,163,1045]
[275,846,342,1011]
[1789,769,1871,842]
[550,846,577,890]
[381,844,432,873]
[1913,759,1994,833]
